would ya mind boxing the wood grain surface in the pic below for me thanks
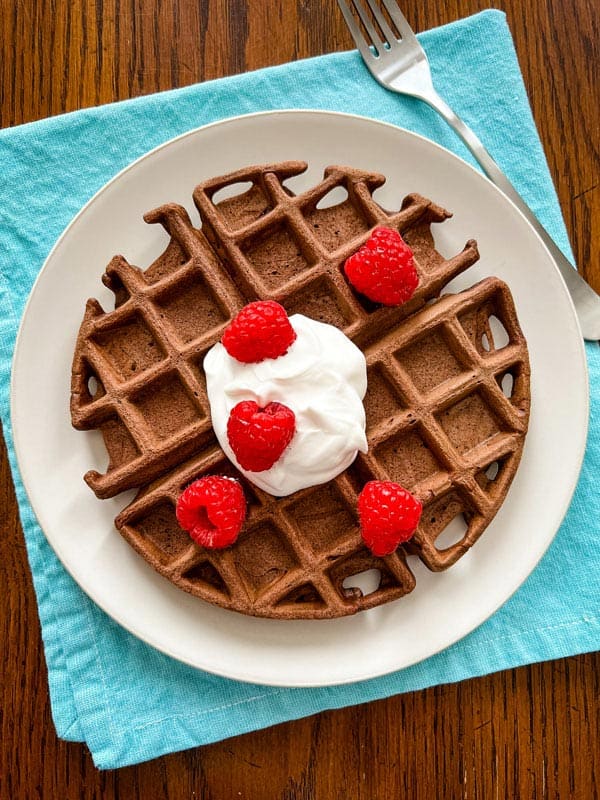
[1,1,599,797]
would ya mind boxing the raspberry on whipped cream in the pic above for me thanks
[222,300,296,363]
[227,400,296,472]
[204,314,368,496]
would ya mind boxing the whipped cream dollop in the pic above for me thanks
[204,314,368,496]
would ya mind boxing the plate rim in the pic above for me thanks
[10,109,589,687]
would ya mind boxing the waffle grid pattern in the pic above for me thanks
[360,278,529,570]
[71,163,479,498]
[115,277,529,618]
[72,162,529,618]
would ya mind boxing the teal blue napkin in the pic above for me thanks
[1,10,598,769]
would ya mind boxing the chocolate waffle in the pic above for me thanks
[71,162,530,619]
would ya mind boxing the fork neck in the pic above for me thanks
[419,89,509,188]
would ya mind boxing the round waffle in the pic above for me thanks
[71,162,530,619]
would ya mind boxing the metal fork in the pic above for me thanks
[337,0,600,341]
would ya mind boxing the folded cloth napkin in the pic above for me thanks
[1,10,598,769]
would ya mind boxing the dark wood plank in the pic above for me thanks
[1,1,598,797]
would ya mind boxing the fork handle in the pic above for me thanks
[424,92,600,341]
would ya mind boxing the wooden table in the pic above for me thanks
[1,1,598,796]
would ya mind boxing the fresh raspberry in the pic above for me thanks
[176,475,246,549]
[343,227,419,306]
[358,480,422,557]
[227,400,296,472]
[222,300,297,363]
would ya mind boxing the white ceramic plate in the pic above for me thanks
[11,111,588,687]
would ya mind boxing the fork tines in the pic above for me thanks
[337,0,417,54]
